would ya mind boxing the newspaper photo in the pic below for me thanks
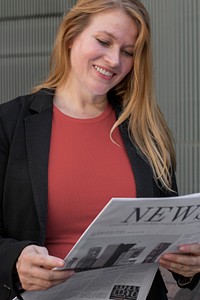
[60,192,200,270]
[18,192,200,300]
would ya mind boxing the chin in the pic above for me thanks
[92,87,112,96]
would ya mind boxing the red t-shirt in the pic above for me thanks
[46,104,136,258]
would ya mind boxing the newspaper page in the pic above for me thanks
[17,192,200,300]
[20,263,158,300]
[60,192,200,270]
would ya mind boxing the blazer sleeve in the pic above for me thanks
[0,102,39,298]
[159,170,200,290]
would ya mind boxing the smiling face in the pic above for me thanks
[67,9,139,101]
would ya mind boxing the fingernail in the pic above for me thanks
[179,245,185,251]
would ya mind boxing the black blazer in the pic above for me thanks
[0,89,197,300]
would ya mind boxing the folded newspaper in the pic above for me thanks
[20,193,200,300]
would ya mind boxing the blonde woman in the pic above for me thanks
[0,0,199,299]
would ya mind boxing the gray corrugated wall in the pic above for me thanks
[142,0,200,194]
[0,0,76,101]
[0,0,199,195]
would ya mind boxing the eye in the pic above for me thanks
[96,38,110,47]
[121,49,134,57]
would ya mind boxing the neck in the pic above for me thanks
[54,86,108,119]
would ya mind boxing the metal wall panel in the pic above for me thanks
[1,16,61,100]
[0,0,76,102]
[0,0,75,18]
[142,0,200,194]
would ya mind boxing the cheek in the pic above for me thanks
[123,60,133,75]
[70,39,87,63]
[118,64,132,83]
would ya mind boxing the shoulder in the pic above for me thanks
[0,90,53,145]
[0,93,35,119]
[0,89,54,124]
[0,94,36,146]
[0,94,34,135]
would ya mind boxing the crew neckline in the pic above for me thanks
[53,103,114,124]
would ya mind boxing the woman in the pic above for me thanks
[0,0,200,299]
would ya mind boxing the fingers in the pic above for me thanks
[30,251,65,270]
[16,245,74,291]
[159,255,199,277]
[179,243,200,255]
[18,245,65,268]
[19,267,74,291]
[159,243,200,277]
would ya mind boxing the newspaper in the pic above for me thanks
[19,192,200,300]
[20,264,158,300]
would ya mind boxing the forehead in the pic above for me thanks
[83,9,138,43]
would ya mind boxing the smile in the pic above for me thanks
[94,65,114,77]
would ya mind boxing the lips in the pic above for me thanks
[94,65,114,77]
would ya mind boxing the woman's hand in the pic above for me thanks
[159,243,200,278]
[16,245,74,291]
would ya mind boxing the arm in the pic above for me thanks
[0,102,74,298]
[159,244,200,290]
[0,107,35,295]
[158,171,200,289]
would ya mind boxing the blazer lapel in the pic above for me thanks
[108,91,154,198]
[24,91,53,242]
[119,122,154,198]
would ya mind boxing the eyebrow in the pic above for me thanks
[97,31,135,48]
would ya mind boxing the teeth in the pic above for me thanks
[94,66,113,77]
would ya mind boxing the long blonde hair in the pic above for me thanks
[34,0,176,191]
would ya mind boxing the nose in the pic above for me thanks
[104,47,120,68]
